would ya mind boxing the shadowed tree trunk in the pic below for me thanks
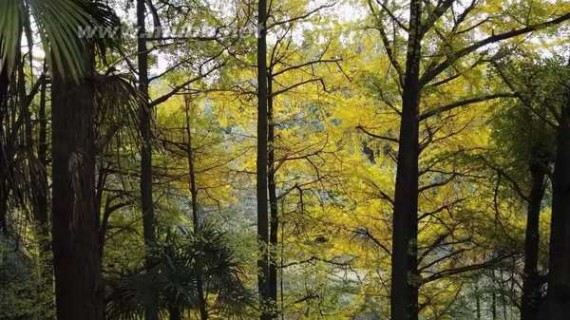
[492,291,497,320]
[33,71,50,237]
[183,93,208,320]
[169,304,182,320]
[256,0,271,318]
[37,69,49,226]
[267,70,279,318]
[0,52,8,236]
[51,42,104,320]
[390,0,422,319]
[36,73,53,311]
[520,152,546,320]
[137,0,158,319]
[475,282,481,320]
[372,5,570,320]
[545,96,570,320]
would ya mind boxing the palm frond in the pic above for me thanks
[105,224,253,318]
[0,0,119,80]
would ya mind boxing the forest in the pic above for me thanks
[1,0,570,319]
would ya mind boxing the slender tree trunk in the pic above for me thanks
[51,43,103,320]
[280,210,285,320]
[492,291,498,320]
[545,100,570,320]
[37,74,53,306]
[27,67,53,317]
[35,71,50,232]
[38,69,49,220]
[0,55,7,108]
[475,282,481,320]
[184,94,200,229]
[0,53,9,236]
[184,93,208,320]
[502,293,508,320]
[520,156,546,320]
[267,71,279,317]
[137,1,158,319]
[256,0,271,318]
[20,62,49,237]
[390,1,422,319]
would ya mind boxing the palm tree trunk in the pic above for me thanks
[137,0,158,318]
[390,1,422,319]
[51,43,103,320]
[0,52,9,236]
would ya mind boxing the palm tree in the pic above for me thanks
[106,224,253,320]
[1,1,116,319]
[0,0,98,78]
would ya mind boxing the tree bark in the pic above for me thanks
[520,155,546,320]
[51,43,104,320]
[184,93,208,320]
[256,0,271,318]
[0,51,9,236]
[545,99,570,320]
[137,0,158,319]
[268,71,279,317]
[35,70,50,233]
[475,282,481,320]
[390,1,422,319]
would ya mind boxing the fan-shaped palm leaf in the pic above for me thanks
[105,224,254,318]
[0,0,116,80]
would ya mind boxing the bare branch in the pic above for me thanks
[421,254,514,284]
[356,125,399,143]
[268,3,335,30]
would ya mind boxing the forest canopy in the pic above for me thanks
[1,0,570,319]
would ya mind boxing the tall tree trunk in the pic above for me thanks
[256,0,271,318]
[38,69,49,224]
[51,43,103,320]
[33,71,50,232]
[137,1,158,319]
[492,291,497,320]
[545,100,570,320]
[0,51,9,236]
[184,93,208,320]
[475,282,481,320]
[37,74,53,312]
[168,305,182,320]
[520,155,546,320]
[267,71,279,317]
[390,1,422,320]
